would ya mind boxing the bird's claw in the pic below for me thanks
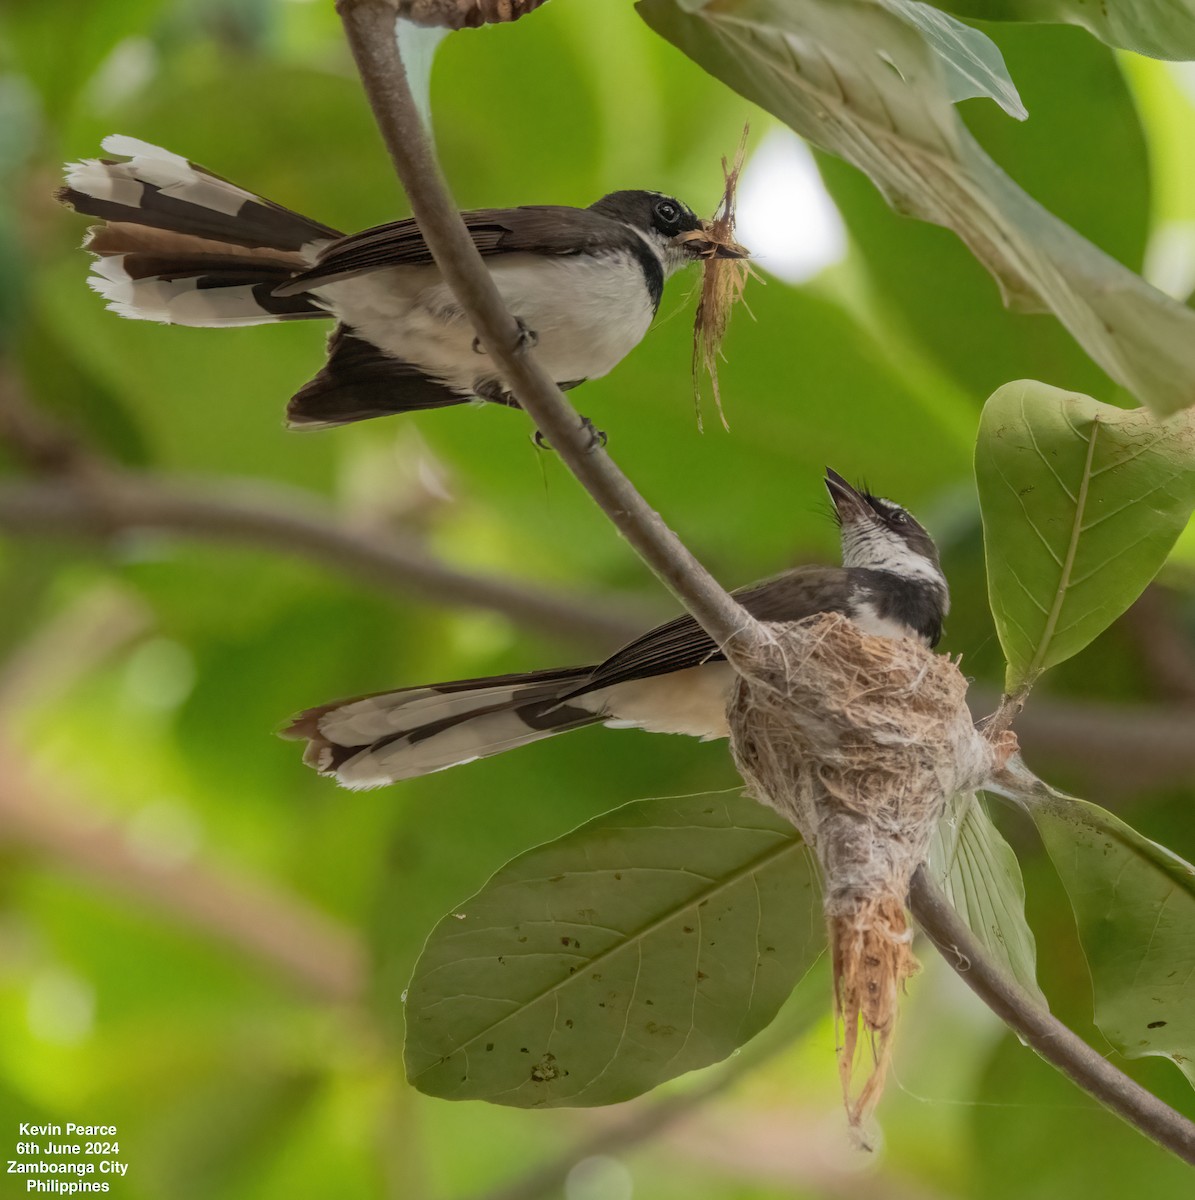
[514,318,538,353]
[532,416,607,452]
[472,318,538,357]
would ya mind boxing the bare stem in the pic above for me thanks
[334,0,760,657]
[978,682,1031,740]
[909,867,1195,1166]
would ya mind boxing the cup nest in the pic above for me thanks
[726,612,1011,1139]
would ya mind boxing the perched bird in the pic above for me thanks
[58,136,735,430]
[283,470,949,789]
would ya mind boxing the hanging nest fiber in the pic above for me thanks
[726,612,1014,1139]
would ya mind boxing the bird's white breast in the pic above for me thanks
[315,251,657,393]
[581,662,738,741]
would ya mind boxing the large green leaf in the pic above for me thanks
[1022,783,1195,1086]
[975,380,1195,692]
[638,0,1195,414]
[403,792,819,1107]
[884,0,1026,117]
[815,22,1149,407]
[926,792,1044,1004]
[935,1,1195,61]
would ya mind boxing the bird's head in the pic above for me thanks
[590,190,733,274]
[824,468,948,601]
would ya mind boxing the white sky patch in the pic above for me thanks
[736,128,848,285]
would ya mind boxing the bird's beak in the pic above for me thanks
[677,221,750,260]
[825,467,869,523]
[697,218,750,259]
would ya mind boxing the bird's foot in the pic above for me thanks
[473,378,519,407]
[472,317,538,356]
[533,416,607,452]
[514,317,538,353]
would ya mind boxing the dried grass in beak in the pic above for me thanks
[678,125,756,432]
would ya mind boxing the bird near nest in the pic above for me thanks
[283,468,950,789]
[58,136,743,438]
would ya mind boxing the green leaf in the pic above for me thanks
[973,1031,1195,1198]
[883,0,1027,118]
[1024,785,1195,1086]
[403,792,819,1107]
[638,0,1195,414]
[927,793,1044,1004]
[934,1,1195,61]
[975,380,1195,692]
[815,24,1149,407]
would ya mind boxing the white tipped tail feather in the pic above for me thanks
[282,663,739,790]
[59,135,341,327]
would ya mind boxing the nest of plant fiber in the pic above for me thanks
[726,612,1010,1140]
[676,127,754,431]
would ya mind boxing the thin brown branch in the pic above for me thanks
[335,0,760,657]
[0,751,365,1003]
[0,473,647,649]
[908,867,1195,1166]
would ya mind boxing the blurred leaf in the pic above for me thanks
[1024,784,1195,1086]
[815,23,1149,405]
[935,1,1195,60]
[404,792,819,1107]
[883,0,1027,117]
[639,0,1195,414]
[0,0,166,120]
[975,380,1195,691]
[973,1029,1195,1198]
[926,792,1044,1004]
[141,1062,320,1200]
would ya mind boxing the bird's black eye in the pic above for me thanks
[889,511,909,526]
[654,199,681,228]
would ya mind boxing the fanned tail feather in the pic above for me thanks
[59,135,341,326]
[282,666,600,789]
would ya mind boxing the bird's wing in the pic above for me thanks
[577,567,852,693]
[274,206,632,294]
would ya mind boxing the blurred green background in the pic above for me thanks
[1,1,1194,1196]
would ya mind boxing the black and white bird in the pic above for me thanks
[284,470,950,789]
[58,135,734,429]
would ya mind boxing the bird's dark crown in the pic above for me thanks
[589,190,701,239]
